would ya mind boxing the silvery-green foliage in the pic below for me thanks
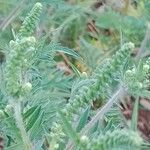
[0,1,150,150]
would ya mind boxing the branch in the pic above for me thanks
[136,23,150,59]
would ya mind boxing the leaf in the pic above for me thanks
[59,111,79,144]
[69,62,81,78]
[76,107,90,132]
[29,112,44,139]
[26,106,41,131]
[49,42,81,59]
[23,106,38,120]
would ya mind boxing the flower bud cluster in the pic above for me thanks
[50,43,134,145]
[86,130,142,150]
[124,58,150,96]
[5,37,35,96]
[19,2,42,37]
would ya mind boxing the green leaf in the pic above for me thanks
[76,107,90,132]
[29,112,44,139]
[69,62,81,78]
[26,106,41,131]
[23,106,38,120]
[59,111,79,144]
[49,42,81,59]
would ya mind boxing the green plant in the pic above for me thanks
[0,1,150,150]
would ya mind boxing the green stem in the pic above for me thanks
[13,100,32,150]
[131,97,139,131]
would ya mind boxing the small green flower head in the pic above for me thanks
[20,36,36,48]
[5,105,13,114]
[6,36,36,96]
[19,2,42,37]
[125,69,135,77]
[21,82,32,94]
[122,42,134,52]
[88,130,142,150]
[80,135,89,145]
[143,64,149,73]
[9,40,17,48]
[0,110,5,118]
[81,72,88,78]
[54,144,59,149]
[134,82,143,89]
[127,42,135,50]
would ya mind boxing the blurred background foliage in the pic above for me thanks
[0,0,150,73]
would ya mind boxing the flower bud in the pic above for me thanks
[128,42,135,50]
[9,40,16,48]
[28,36,36,44]
[5,104,13,114]
[80,135,89,145]
[54,144,59,149]
[125,70,134,77]
[22,82,32,94]
[82,72,88,78]
[135,82,143,89]
[143,64,149,72]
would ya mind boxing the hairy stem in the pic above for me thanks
[13,100,32,150]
